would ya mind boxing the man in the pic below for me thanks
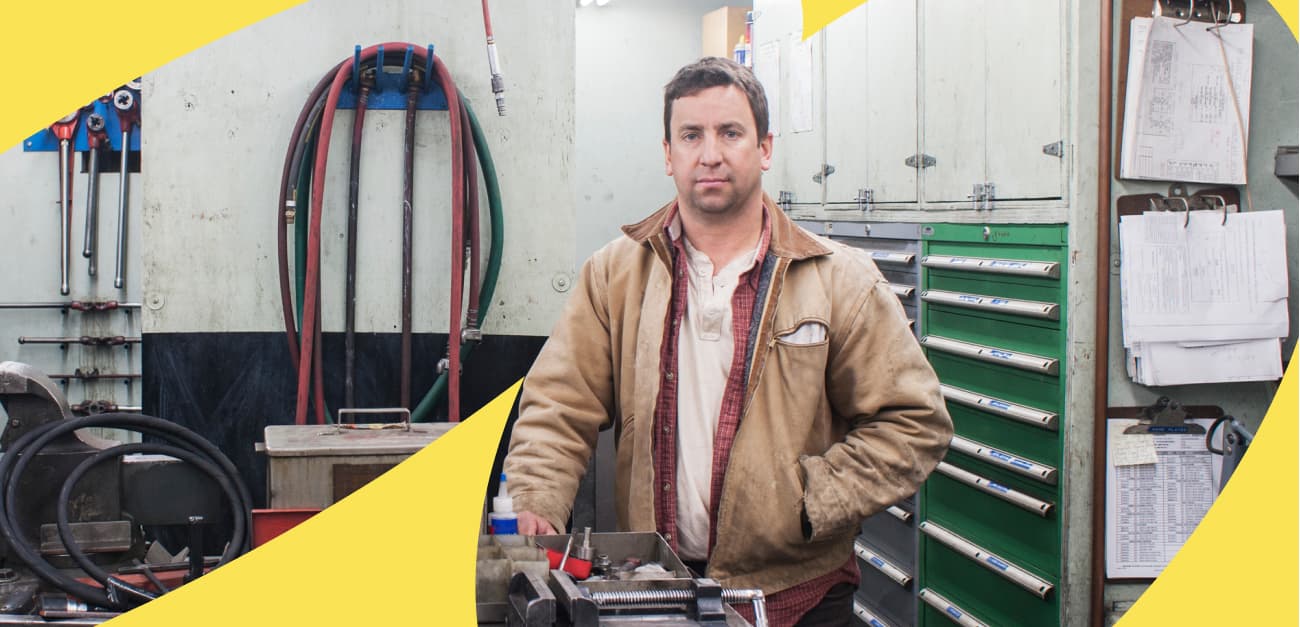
[504,57,951,626]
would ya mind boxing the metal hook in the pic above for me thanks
[1176,0,1195,26]
[1148,197,1161,213]
[1204,195,1229,225]
[1208,0,1232,30]
[1171,197,1191,227]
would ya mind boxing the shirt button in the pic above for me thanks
[662,483,671,492]
[663,425,670,433]
[665,372,674,380]
[665,533,672,541]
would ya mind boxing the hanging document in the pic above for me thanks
[1120,17,1254,184]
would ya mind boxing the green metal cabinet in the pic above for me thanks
[918,223,1069,627]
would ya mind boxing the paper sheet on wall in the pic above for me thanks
[1119,210,1289,344]
[1106,418,1222,579]
[754,41,781,136]
[1119,16,1254,184]
[788,33,815,133]
[1128,337,1283,385]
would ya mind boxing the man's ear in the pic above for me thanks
[759,132,774,172]
[663,138,673,176]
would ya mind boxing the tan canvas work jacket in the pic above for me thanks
[506,195,952,594]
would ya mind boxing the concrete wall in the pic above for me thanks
[142,0,575,337]
[575,0,739,262]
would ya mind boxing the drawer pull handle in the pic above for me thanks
[922,289,1060,321]
[935,461,1055,517]
[922,254,1060,279]
[852,599,896,627]
[920,522,1055,599]
[888,283,915,298]
[854,539,912,587]
[921,335,1059,376]
[886,505,913,523]
[940,384,1057,430]
[949,435,1058,485]
[866,250,916,265]
[919,588,990,627]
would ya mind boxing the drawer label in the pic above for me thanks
[986,556,1010,570]
[988,399,1011,410]
[869,557,885,568]
[989,260,1027,268]
[869,620,885,627]
[989,349,1013,360]
[1011,459,1033,470]
[987,481,1009,493]
[947,607,964,619]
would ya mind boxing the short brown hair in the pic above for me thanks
[663,57,769,144]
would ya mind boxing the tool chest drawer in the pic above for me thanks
[928,351,1062,416]
[799,220,923,335]
[943,398,1060,468]
[923,458,1059,574]
[860,503,916,566]
[922,312,1062,364]
[920,533,1058,627]
[855,592,905,627]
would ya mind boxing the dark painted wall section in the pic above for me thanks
[142,332,547,509]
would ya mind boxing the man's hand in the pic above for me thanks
[517,511,558,536]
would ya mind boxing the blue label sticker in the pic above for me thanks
[989,349,1013,359]
[986,556,1009,570]
[987,481,1009,493]
[990,298,1009,305]
[990,449,1012,462]
[947,607,963,619]
[988,400,1011,410]
[870,620,885,627]
[1011,459,1033,470]
[870,557,885,568]
[959,294,979,302]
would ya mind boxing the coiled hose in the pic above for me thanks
[0,413,252,610]
[277,44,503,424]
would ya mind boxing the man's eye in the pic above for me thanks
[682,132,699,141]
[725,130,741,139]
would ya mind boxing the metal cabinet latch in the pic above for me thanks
[968,182,996,211]
[777,190,795,212]
[905,153,936,169]
[812,164,835,183]
[856,188,874,212]
[1042,141,1064,158]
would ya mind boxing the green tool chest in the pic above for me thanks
[918,223,1068,627]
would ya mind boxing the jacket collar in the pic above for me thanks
[620,193,831,261]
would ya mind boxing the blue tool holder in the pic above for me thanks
[336,44,448,111]
[23,93,142,153]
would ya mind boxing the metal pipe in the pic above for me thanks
[0,301,141,311]
[400,72,419,410]
[59,137,72,295]
[114,127,130,289]
[1091,0,1113,623]
[18,336,140,346]
[344,73,372,409]
[83,113,107,277]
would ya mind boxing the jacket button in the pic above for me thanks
[665,372,674,380]
[664,533,672,541]
[662,482,670,492]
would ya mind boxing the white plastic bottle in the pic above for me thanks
[488,472,518,534]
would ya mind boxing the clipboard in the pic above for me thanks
[1104,398,1224,581]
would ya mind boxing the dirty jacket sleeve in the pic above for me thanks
[799,276,953,541]
[504,249,615,532]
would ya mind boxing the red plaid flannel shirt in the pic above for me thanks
[650,205,859,626]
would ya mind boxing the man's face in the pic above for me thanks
[663,85,773,218]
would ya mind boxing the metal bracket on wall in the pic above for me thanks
[905,153,936,169]
[812,164,835,183]
[336,44,449,111]
[1042,140,1064,158]
[1276,146,1297,179]
[1154,0,1245,23]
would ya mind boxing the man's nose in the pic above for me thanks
[699,134,723,165]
